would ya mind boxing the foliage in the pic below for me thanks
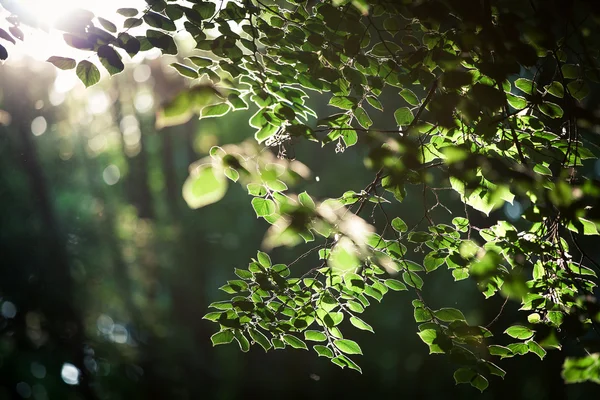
[3,0,600,391]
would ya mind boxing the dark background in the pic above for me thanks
[1,55,599,400]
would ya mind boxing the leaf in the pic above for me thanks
[282,334,308,350]
[124,18,143,28]
[249,329,272,351]
[538,102,563,118]
[251,198,276,217]
[384,279,407,291]
[533,164,552,176]
[567,80,590,101]
[201,103,231,119]
[117,8,138,17]
[234,331,250,352]
[354,106,373,128]
[391,217,407,233]
[329,96,357,110]
[0,27,16,44]
[257,251,271,268]
[298,192,316,210]
[434,308,466,322]
[350,316,374,333]
[515,78,536,95]
[488,345,513,358]
[424,252,445,273]
[504,325,534,340]
[314,345,334,358]
[454,367,476,384]
[46,56,76,70]
[394,107,414,126]
[400,89,419,106]
[211,330,234,346]
[527,340,547,360]
[305,330,327,342]
[506,93,527,109]
[98,45,124,75]
[471,374,489,392]
[98,17,117,33]
[76,60,101,87]
[144,11,176,31]
[170,63,198,79]
[188,56,213,67]
[545,81,564,98]
[182,165,228,209]
[334,339,363,355]
[402,271,423,289]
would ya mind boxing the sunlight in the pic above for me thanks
[0,0,145,60]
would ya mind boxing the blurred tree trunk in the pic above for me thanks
[9,96,98,399]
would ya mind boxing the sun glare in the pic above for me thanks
[1,0,145,60]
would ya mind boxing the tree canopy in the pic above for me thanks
[2,0,600,391]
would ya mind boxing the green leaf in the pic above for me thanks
[350,316,374,333]
[454,367,476,384]
[298,191,316,210]
[424,252,445,273]
[98,17,117,33]
[334,339,363,355]
[255,123,279,143]
[545,81,564,98]
[252,197,277,217]
[434,308,466,322]
[515,78,536,95]
[567,80,590,101]
[124,18,143,28]
[417,329,447,354]
[188,56,213,67]
[170,62,198,79]
[314,345,334,358]
[402,271,423,289]
[329,96,357,110]
[46,56,76,70]
[561,64,579,79]
[488,345,513,358]
[533,164,552,176]
[504,325,534,340]
[471,374,489,392]
[305,330,327,342]
[506,93,527,109]
[117,8,138,17]
[182,165,228,209]
[249,329,272,351]
[201,103,231,119]
[76,60,101,87]
[391,217,407,233]
[394,107,414,126]
[400,89,419,106]
[538,102,563,118]
[194,2,216,19]
[234,331,250,352]
[354,106,373,128]
[211,330,234,346]
[144,11,176,31]
[282,334,308,350]
[384,279,407,291]
[257,251,271,268]
[527,340,547,360]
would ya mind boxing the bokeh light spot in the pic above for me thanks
[102,165,120,186]
[60,363,80,385]
[31,116,47,136]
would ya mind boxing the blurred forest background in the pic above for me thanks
[1,37,600,400]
